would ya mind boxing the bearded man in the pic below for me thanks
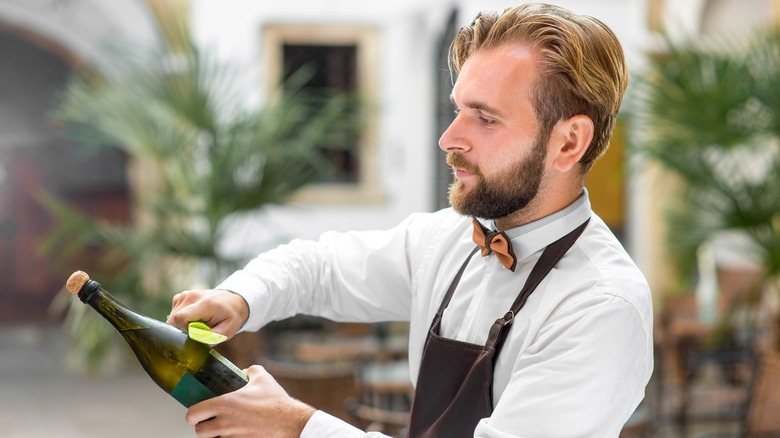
[168,3,653,437]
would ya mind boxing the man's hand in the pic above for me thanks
[166,289,249,340]
[186,365,317,438]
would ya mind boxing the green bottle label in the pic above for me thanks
[170,372,218,407]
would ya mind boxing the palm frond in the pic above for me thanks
[631,25,780,285]
[43,3,363,370]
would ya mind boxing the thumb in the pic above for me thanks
[243,365,270,381]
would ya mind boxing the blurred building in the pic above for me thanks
[0,0,776,322]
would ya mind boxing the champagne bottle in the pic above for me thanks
[65,270,248,407]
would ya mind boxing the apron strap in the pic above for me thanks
[430,246,480,331]
[485,219,590,351]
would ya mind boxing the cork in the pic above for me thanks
[66,271,90,295]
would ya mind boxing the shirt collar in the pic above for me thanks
[475,188,592,262]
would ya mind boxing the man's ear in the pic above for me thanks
[551,115,593,172]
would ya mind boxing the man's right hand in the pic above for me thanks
[166,289,249,340]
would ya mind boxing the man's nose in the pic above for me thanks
[439,117,470,153]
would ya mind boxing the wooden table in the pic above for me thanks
[659,295,755,436]
[294,335,408,362]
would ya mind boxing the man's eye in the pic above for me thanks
[480,117,496,126]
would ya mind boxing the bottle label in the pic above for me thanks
[170,372,218,407]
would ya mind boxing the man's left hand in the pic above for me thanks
[186,365,317,438]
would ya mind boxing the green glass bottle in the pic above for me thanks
[66,271,248,407]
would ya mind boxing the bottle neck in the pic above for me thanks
[79,279,156,331]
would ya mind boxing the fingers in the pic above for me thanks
[193,417,232,438]
[185,399,217,427]
[167,290,210,328]
[185,365,316,437]
[166,289,249,339]
[186,401,231,438]
[192,417,218,438]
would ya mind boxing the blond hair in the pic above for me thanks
[450,3,628,171]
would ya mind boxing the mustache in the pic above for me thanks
[446,152,480,175]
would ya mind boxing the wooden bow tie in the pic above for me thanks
[472,219,517,271]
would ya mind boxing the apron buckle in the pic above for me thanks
[501,310,514,326]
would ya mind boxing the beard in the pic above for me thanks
[447,135,547,219]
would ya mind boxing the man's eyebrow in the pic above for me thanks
[449,93,505,119]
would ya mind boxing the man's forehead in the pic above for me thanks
[450,44,537,113]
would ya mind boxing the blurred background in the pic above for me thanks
[2,0,780,436]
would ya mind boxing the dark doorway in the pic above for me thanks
[0,30,131,322]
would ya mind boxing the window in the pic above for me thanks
[283,44,359,184]
[263,25,381,203]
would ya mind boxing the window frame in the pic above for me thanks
[262,24,382,204]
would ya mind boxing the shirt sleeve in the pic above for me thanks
[217,212,431,332]
[301,411,393,438]
[474,292,652,438]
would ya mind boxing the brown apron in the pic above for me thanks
[406,220,589,438]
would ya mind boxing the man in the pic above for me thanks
[168,3,653,437]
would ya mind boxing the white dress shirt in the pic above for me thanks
[218,191,654,438]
